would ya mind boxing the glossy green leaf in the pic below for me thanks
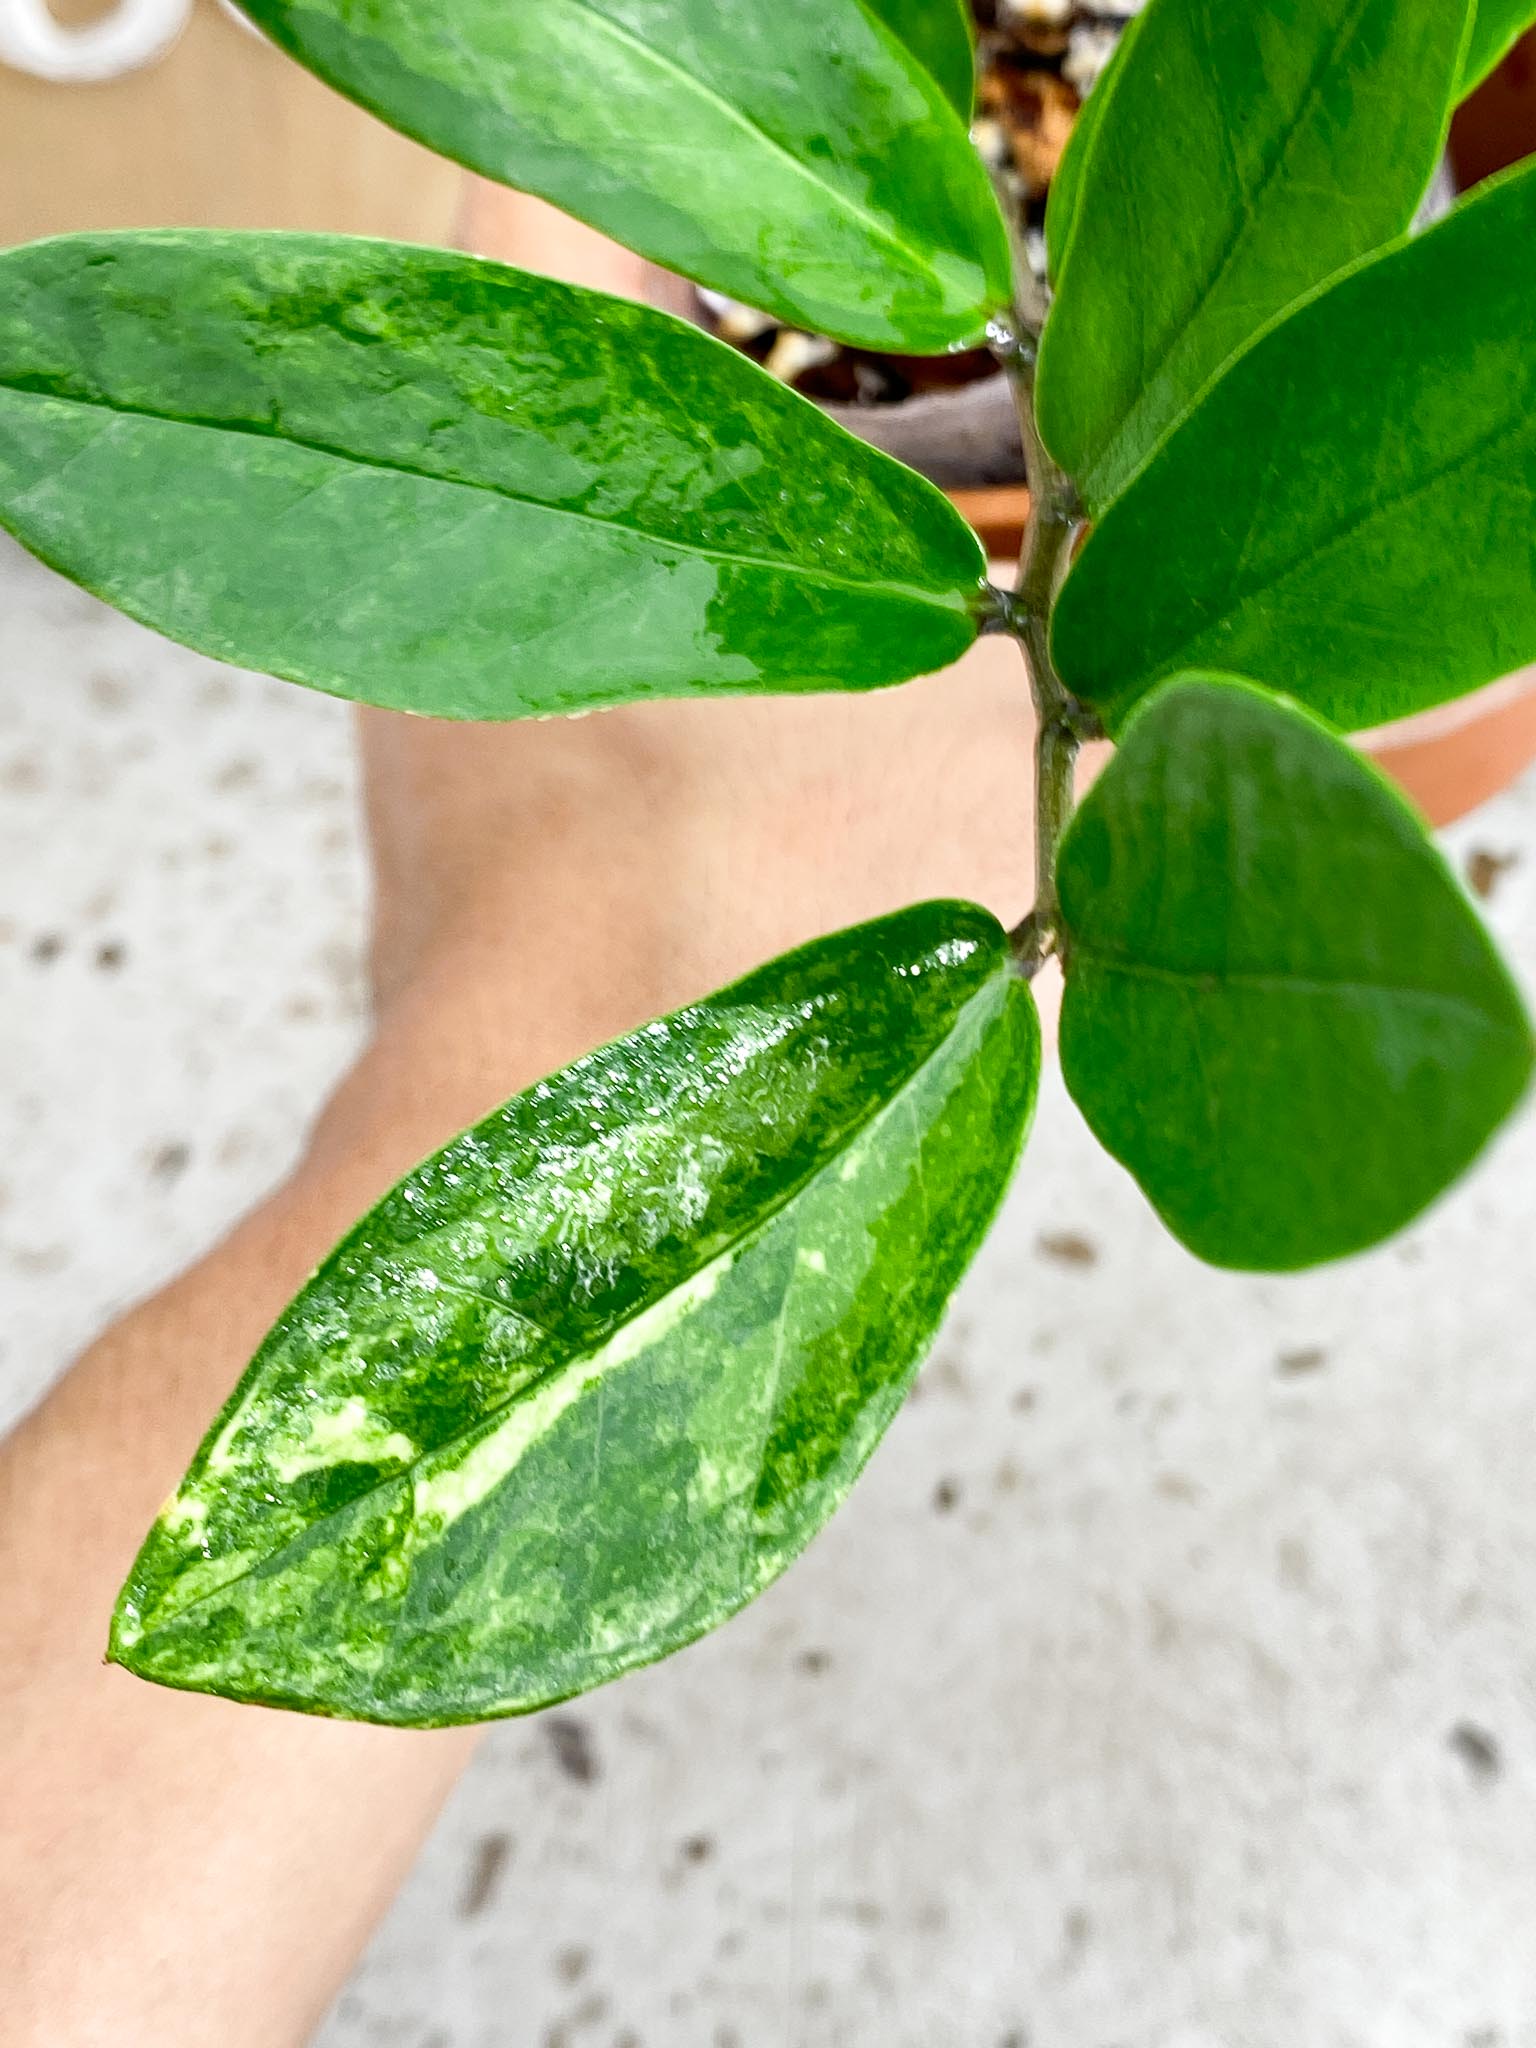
[1042,5,1146,286]
[867,0,976,116]
[110,902,1039,1725]
[234,0,1011,354]
[1036,0,1474,510]
[1052,159,1536,735]
[1464,0,1536,91]
[0,232,987,720]
[1059,676,1533,1272]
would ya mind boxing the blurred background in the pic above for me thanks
[4,7,1536,2044]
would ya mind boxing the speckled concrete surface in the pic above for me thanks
[5,529,1536,2048]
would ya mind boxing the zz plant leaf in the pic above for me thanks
[1058,676,1534,1271]
[0,233,988,719]
[1464,0,1536,91]
[234,0,1011,354]
[109,904,1039,1723]
[0,0,1516,1728]
[1042,4,1145,288]
[1036,0,1473,510]
[868,0,977,117]
[1052,156,1536,735]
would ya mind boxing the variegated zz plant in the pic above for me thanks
[1,0,1533,1724]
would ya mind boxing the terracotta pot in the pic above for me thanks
[1452,30,1536,187]
[1360,673,1536,828]
[951,487,1030,558]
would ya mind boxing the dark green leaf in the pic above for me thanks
[235,0,1010,354]
[1463,0,1536,91]
[1042,6,1146,286]
[1036,0,1473,510]
[0,232,987,719]
[110,902,1039,1725]
[1052,160,1536,734]
[1058,676,1533,1272]
[866,0,976,116]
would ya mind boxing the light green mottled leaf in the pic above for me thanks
[866,0,976,115]
[0,233,987,719]
[235,0,1011,353]
[1051,159,1536,735]
[110,902,1039,1725]
[1464,0,1536,91]
[1037,0,1473,510]
[1059,676,1533,1272]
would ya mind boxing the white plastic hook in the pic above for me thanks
[0,0,192,82]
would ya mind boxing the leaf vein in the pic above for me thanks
[0,383,969,615]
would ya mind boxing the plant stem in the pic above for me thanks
[984,160,1051,342]
[988,314,1091,977]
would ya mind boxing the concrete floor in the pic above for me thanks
[4,530,1536,2048]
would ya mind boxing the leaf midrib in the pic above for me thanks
[287,0,973,297]
[0,380,971,615]
[557,0,953,284]
[1141,392,1536,685]
[125,964,1010,1645]
[1075,946,1526,1040]
[1090,0,1375,490]
[1073,0,1376,491]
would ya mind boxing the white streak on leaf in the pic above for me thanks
[411,1254,735,1532]
[265,1397,417,1484]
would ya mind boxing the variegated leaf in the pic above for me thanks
[111,902,1039,1725]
